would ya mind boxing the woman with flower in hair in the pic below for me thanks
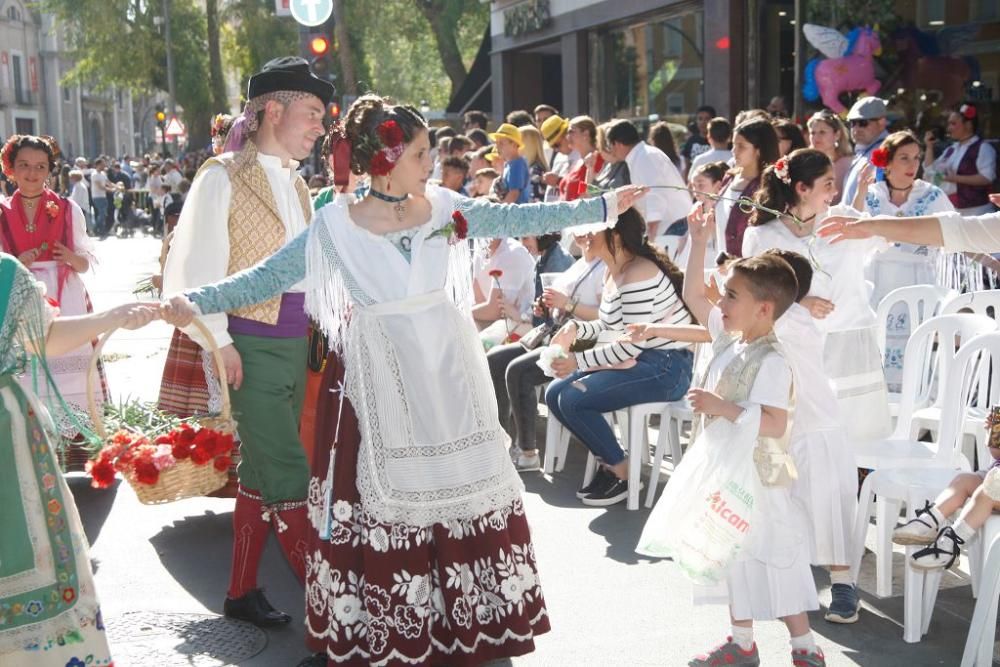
[854,131,957,300]
[162,92,645,666]
[0,134,106,454]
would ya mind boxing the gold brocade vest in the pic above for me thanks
[199,142,312,325]
[697,332,798,487]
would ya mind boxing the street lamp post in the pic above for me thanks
[163,0,178,155]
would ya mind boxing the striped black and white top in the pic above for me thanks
[573,272,692,370]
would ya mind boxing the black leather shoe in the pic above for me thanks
[296,653,328,667]
[223,588,292,627]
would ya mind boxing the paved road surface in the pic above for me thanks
[69,235,979,666]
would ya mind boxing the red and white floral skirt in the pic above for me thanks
[304,356,549,666]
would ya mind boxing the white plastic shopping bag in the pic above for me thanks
[636,404,763,585]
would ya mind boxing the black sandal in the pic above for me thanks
[912,526,964,570]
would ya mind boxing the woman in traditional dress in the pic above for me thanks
[852,130,956,392]
[0,135,106,462]
[0,251,161,666]
[162,94,644,666]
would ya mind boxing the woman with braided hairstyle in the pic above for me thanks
[163,93,644,665]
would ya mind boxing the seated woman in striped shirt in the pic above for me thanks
[545,207,695,507]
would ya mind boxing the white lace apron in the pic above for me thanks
[305,191,523,528]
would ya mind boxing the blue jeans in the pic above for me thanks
[545,348,693,466]
[92,198,108,234]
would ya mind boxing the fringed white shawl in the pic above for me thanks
[304,186,522,528]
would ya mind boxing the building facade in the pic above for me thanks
[0,0,136,159]
[487,0,999,134]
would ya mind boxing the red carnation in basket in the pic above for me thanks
[377,120,405,148]
[870,146,890,169]
[133,458,160,486]
[85,457,117,489]
[213,455,233,473]
[190,441,214,465]
[370,151,394,176]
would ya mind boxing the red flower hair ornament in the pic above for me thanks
[960,104,977,120]
[870,146,890,169]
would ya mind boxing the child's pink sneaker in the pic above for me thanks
[792,647,826,666]
[688,637,760,666]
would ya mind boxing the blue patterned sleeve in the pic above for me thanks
[449,190,615,238]
[185,229,309,315]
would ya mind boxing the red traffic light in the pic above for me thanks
[329,102,341,118]
[309,36,330,57]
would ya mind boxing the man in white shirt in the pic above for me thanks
[90,158,110,235]
[605,119,692,237]
[68,170,93,234]
[162,56,333,631]
[689,117,733,176]
[472,238,537,329]
[162,159,183,190]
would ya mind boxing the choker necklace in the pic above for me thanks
[886,181,913,192]
[788,210,817,225]
[369,189,409,221]
[19,193,42,201]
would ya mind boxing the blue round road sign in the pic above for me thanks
[290,0,333,27]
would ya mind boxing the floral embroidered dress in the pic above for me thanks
[0,189,106,449]
[184,185,618,666]
[863,179,955,392]
[0,254,113,667]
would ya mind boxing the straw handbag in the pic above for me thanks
[87,318,238,504]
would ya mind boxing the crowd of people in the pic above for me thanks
[1,49,1000,667]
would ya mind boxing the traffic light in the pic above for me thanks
[328,100,341,120]
[155,105,167,142]
[307,32,336,83]
[309,35,330,57]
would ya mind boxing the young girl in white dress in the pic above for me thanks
[743,148,892,442]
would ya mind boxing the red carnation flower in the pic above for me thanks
[155,432,175,445]
[451,211,468,241]
[86,458,117,489]
[488,269,503,279]
[133,459,160,485]
[212,432,235,457]
[213,455,233,472]
[370,151,394,176]
[377,120,405,148]
[176,424,197,446]
[190,443,214,465]
[960,104,977,120]
[870,146,890,169]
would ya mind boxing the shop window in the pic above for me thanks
[589,7,704,123]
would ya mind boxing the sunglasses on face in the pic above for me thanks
[850,119,871,128]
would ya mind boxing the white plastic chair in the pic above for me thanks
[543,404,670,511]
[941,289,1000,318]
[906,299,999,463]
[850,316,993,600]
[875,285,956,418]
[851,331,1000,642]
[961,518,1000,666]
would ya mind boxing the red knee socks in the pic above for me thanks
[272,505,308,584]
[227,486,269,599]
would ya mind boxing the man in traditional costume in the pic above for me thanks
[163,56,333,626]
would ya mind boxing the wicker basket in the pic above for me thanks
[87,318,237,505]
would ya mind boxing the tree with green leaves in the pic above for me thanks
[220,0,300,99]
[40,0,214,151]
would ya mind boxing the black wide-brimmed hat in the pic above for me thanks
[247,56,335,105]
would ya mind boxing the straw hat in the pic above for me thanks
[540,114,569,148]
[487,123,523,148]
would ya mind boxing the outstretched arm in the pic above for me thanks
[682,203,714,326]
[818,214,945,248]
[46,303,161,357]
[449,185,646,239]
[181,228,309,316]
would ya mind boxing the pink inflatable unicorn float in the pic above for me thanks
[803,24,883,113]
